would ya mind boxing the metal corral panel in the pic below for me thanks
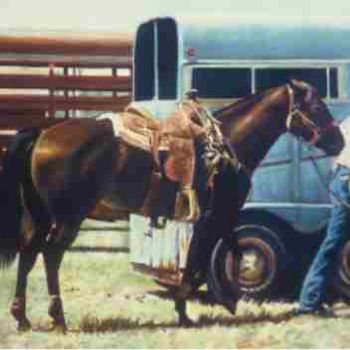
[130,215,193,285]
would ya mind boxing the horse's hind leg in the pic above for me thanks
[43,246,67,332]
[11,249,39,331]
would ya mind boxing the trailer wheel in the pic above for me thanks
[207,237,241,310]
[208,215,292,301]
[236,223,288,300]
[332,240,350,303]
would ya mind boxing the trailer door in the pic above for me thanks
[134,21,155,101]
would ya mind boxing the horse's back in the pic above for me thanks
[33,118,114,156]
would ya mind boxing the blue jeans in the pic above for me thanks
[299,165,350,310]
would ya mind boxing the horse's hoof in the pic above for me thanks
[17,318,31,332]
[54,325,67,334]
[178,316,194,328]
[50,321,67,334]
[222,301,237,315]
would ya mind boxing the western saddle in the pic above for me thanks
[114,91,234,225]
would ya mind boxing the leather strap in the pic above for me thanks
[140,170,162,218]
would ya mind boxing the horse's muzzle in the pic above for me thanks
[315,126,344,156]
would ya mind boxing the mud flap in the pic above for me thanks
[207,237,241,315]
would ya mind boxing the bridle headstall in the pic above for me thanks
[286,84,336,145]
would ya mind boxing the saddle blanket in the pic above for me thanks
[97,112,124,137]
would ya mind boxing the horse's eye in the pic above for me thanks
[309,101,322,114]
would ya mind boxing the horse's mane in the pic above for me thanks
[213,89,271,121]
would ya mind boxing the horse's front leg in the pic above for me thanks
[43,246,67,332]
[174,283,193,327]
[11,249,39,331]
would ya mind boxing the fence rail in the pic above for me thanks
[0,74,132,91]
[0,33,132,56]
[0,94,131,113]
[0,55,132,68]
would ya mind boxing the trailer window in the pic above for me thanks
[134,22,155,101]
[192,68,251,98]
[255,68,337,98]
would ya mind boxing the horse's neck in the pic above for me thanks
[220,87,289,173]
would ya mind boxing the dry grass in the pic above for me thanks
[1,230,350,348]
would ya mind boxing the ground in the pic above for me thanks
[1,228,350,349]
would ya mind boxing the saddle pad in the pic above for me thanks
[97,112,123,137]
[97,112,154,153]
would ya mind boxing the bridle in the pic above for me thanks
[285,84,336,145]
[178,93,238,170]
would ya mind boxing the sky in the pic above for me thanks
[1,0,350,34]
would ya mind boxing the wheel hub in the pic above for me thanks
[237,236,277,291]
[239,248,266,284]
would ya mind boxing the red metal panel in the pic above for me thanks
[0,110,46,119]
[0,32,133,127]
[0,57,132,68]
[0,94,131,112]
[0,74,131,91]
[0,34,133,56]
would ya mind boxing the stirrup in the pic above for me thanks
[174,188,200,222]
[150,216,167,229]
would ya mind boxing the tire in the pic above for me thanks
[331,240,350,303]
[207,237,240,313]
[157,212,294,302]
[235,223,288,300]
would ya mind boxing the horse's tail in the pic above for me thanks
[0,128,40,268]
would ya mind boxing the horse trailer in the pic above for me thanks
[129,16,350,301]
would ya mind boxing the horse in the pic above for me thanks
[0,79,344,331]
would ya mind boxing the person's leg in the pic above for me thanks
[299,166,350,312]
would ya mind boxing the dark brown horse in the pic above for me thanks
[0,80,344,331]
[0,99,231,331]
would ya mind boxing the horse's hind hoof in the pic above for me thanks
[17,318,31,332]
[178,316,194,328]
[52,325,67,334]
[49,321,67,334]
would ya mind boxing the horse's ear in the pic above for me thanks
[290,79,316,102]
[290,79,309,90]
[289,79,305,101]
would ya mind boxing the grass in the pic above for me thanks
[2,229,350,348]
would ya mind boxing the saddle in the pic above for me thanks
[113,96,226,224]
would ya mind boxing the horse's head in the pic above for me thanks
[286,79,344,156]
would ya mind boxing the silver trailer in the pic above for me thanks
[130,16,350,300]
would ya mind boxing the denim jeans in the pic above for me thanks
[299,165,350,311]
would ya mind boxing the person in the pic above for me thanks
[294,117,350,316]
